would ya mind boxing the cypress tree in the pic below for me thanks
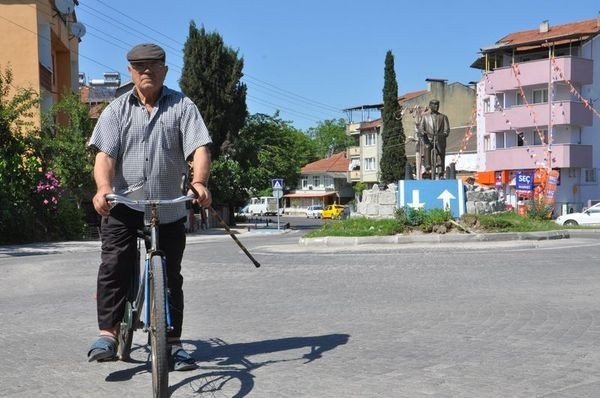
[379,50,406,184]
[180,22,247,159]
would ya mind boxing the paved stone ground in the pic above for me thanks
[1,233,600,397]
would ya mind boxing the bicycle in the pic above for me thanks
[105,192,195,398]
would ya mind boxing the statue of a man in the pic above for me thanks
[418,99,450,179]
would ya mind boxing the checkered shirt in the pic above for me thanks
[88,86,212,223]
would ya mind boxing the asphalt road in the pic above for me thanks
[2,226,600,397]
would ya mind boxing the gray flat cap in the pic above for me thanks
[127,43,166,63]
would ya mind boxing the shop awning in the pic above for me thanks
[283,191,337,198]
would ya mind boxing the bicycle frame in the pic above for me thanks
[105,193,194,339]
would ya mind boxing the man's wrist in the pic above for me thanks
[192,181,208,188]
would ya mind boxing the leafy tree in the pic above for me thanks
[180,22,247,159]
[0,67,44,242]
[39,93,95,207]
[307,118,352,158]
[379,50,406,184]
[223,113,316,198]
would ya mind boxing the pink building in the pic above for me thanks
[473,16,600,214]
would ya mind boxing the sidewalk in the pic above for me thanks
[298,229,600,247]
[1,228,597,257]
[0,225,286,258]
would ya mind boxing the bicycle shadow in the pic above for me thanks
[106,333,349,397]
[170,333,349,397]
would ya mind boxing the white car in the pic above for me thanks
[555,202,600,226]
[306,205,323,219]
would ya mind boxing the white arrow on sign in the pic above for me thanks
[408,189,425,209]
[437,189,456,210]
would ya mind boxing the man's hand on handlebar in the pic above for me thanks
[190,182,212,208]
[93,187,113,217]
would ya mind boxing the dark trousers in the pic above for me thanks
[97,204,186,338]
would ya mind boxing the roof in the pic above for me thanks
[398,90,428,104]
[301,152,350,174]
[359,119,381,130]
[343,90,429,113]
[483,17,600,53]
[283,192,337,198]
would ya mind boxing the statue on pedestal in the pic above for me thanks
[417,99,450,179]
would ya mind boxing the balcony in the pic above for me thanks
[349,170,361,181]
[484,56,593,94]
[347,146,360,157]
[484,144,592,170]
[485,101,593,132]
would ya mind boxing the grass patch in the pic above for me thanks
[305,208,565,237]
[474,211,559,232]
[304,217,405,238]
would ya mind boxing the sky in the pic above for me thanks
[76,0,600,131]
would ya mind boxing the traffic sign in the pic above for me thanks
[272,188,283,199]
[271,179,283,189]
[397,179,465,218]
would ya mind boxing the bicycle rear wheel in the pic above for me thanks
[150,255,169,397]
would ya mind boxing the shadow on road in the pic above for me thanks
[171,333,350,397]
[105,333,349,396]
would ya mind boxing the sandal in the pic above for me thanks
[170,347,197,371]
[87,336,117,362]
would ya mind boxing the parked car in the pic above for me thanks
[555,202,600,226]
[306,205,323,218]
[322,204,346,219]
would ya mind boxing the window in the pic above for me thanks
[364,157,376,171]
[532,88,548,104]
[312,176,321,188]
[517,133,524,147]
[301,177,308,189]
[516,91,524,105]
[324,176,334,188]
[483,98,490,113]
[365,133,376,146]
[533,130,548,146]
[496,132,505,149]
[483,135,490,151]
[584,168,596,183]
[495,93,505,110]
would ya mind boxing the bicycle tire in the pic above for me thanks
[150,255,169,398]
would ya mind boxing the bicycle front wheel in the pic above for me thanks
[149,255,169,397]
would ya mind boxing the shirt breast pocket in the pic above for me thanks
[161,121,182,151]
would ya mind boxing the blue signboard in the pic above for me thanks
[515,172,533,191]
[271,179,284,189]
[397,179,465,218]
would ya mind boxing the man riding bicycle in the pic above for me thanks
[87,43,212,371]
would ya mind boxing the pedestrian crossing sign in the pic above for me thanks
[271,179,283,189]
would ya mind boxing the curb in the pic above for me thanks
[298,230,572,247]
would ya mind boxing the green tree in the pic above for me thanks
[235,113,315,193]
[0,66,42,243]
[39,93,95,206]
[180,22,247,159]
[307,118,352,158]
[379,50,406,184]
[207,113,316,219]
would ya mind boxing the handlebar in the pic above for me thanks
[105,193,195,206]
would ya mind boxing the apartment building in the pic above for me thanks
[0,0,84,123]
[344,79,476,186]
[473,15,600,214]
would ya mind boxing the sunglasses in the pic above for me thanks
[130,62,165,72]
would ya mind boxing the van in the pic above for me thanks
[241,197,278,216]
[305,205,323,218]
